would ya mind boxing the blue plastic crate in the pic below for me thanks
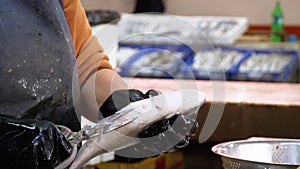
[229,49,299,82]
[181,47,250,80]
[117,44,192,78]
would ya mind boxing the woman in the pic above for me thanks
[0,0,197,168]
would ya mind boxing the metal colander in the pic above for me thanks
[212,138,300,169]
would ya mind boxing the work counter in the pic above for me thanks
[124,77,300,142]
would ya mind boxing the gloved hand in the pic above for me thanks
[99,89,198,158]
[0,116,73,169]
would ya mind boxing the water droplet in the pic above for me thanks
[31,92,37,99]
[17,78,28,89]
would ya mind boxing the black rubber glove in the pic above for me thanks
[99,89,145,119]
[0,115,73,169]
[99,89,198,158]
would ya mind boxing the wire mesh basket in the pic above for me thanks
[212,138,300,169]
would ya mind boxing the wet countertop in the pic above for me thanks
[125,78,300,106]
[125,77,300,142]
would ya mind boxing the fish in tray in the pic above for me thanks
[69,89,206,169]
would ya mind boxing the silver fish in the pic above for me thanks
[69,89,206,169]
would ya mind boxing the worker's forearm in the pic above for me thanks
[94,69,128,106]
[80,69,128,122]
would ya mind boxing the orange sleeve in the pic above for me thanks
[63,0,112,85]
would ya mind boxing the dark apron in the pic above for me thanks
[0,0,80,131]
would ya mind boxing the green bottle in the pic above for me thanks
[270,1,284,42]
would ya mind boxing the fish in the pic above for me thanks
[69,89,206,169]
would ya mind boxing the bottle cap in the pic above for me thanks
[288,34,298,42]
